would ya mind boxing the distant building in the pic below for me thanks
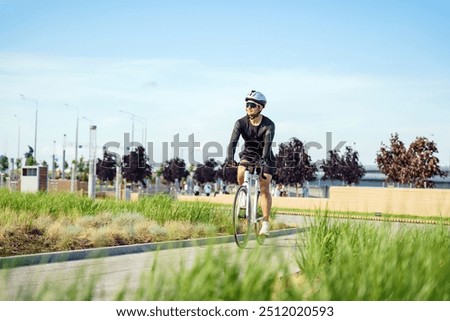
[315,165,450,189]
[21,166,48,192]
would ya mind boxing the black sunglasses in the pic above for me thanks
[246,102,260,109]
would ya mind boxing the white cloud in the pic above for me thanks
[1,53,449,166]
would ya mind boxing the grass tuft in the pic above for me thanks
[296,215,450,300]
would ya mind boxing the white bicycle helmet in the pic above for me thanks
[245,90,267,107]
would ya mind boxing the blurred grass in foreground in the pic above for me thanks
[296,214,450,300]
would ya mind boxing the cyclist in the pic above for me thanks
[225,90,276,236]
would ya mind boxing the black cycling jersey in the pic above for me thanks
[227,115,276,167]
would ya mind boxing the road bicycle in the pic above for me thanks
[231,162,267,248]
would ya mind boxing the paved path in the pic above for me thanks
[1,215,312,300]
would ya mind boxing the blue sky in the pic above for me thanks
[1,0,449,168]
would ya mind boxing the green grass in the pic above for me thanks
[0,189,233,228]
[0,190,231,255]
[296,214,450,300]
[130,246,291,301]
[0,189,229,225]
[1,189,448,300]
[0,189,282,256]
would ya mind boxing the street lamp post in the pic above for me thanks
[52,140,56,179]
[19,94,38,162]
[88,125,97,199]
[119,109,136,143]
[134,115,147,148]
[82,116,93,124]
[62,134,66,179]
[115,160,122,200]
[13,114,20,166]
[133,117,146,146]
[119,109,147,148]
[66,104,79,192]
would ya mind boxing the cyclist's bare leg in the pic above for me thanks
[259,173,272,221]
[237,165,246,185]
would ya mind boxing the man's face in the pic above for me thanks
[245,101,263,117]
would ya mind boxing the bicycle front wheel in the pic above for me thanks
[232,186,250,248]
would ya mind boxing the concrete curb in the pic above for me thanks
[0,227,306,269]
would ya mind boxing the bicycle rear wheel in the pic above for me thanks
[232,185,250,248]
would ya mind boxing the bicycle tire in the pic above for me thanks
[233,185,250,248]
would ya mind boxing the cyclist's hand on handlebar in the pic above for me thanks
[259,159,268,179]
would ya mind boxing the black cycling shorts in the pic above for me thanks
[239,156,276,176]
